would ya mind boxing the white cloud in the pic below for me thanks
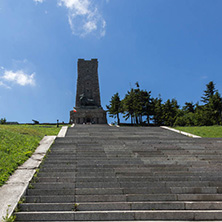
[84,20,97,33]
[58,0,90,14]
[58,0,106,37]
[2,70,36,86]
[201,75,208,79]
[33,0,44,3]
[0,81,11,89]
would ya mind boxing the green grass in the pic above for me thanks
[174,125,222,138]
[0,125,61,186]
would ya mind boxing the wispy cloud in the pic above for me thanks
[33,0,44,3]
[0,81,11,89]
[2,70,36,86]
[201,75,208,79]
[58,0,106,37]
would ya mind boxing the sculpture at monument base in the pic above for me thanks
[70,107,107,124]
[69,58,107,124]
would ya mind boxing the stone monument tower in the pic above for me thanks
[70,59,107,124]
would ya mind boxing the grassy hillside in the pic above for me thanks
[174,126,222,138]
[0,125,61,186]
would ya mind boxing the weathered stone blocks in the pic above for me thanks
[69,59,107,124]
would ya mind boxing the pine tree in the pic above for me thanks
[183,102,195,113]
[106,92,122,125]
[208,92,222,125]
[162,99,179,126]
[122,89,135,124]
[140,90,153,125]
[201,81,217,104]
[152,97,164,126]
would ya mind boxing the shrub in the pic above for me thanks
[0,118,6,124]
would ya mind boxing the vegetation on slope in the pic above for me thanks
[174,126,222,138]
[0,125,61,186]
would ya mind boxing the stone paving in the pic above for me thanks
[15,125,222,221]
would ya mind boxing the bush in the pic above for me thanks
[174,112,195,126]
[0,118,6,124]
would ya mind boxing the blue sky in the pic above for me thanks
[0,0,222,123]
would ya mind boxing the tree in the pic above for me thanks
[183,102,195,113]
[162,99,179,126]
[140,90,153,125]
[132,86,142,124]
[107,80,222,126]
[122,83,153,125]
[201,81,217,104]
[152,96,164,126]
[208,92,222,125]
[122,89,136,124]
[194,104,213,126]
[106,93,122,125]
[0,118,6,124]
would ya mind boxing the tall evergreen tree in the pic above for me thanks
[106,92,122,125]
[201,81,217,104]
[162,99,179,126]
[194,104,213,126]
[122,82,153,125]
[152,96,164,126]
[183,102,195,113]
[208,92,222,125]
[140,90,153,124]
[122,89,135,124]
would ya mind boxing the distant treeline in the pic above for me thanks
[106,81,222,126]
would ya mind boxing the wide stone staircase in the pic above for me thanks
[15,125,222,221]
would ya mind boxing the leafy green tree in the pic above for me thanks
[174,112,195,126]
[106,93,122,125]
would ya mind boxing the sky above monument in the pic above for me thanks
[0,0,222,123]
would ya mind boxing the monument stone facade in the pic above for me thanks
[70,59,107,124]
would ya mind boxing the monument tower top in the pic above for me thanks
[70,58,107,124]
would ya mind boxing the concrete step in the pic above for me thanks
[76,195,127,202]
[13,221,222,222]
[15,210,222,221]
[76,188,124,195]
[37,172,76,177]
[18,201,222,212]
[37,177,76,183]
[76,173,117,177]
[123,187,220,194]
[25,195,75,203]
[119,182,209,188]
[14,125,222,221]
[170,187,220,194]
[75,182,121,188]
[39,167,76,171]
[75,178,118,182]
[30,183,75,189]
[27,189,75,196]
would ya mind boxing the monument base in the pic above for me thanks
[70,107,107,124]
